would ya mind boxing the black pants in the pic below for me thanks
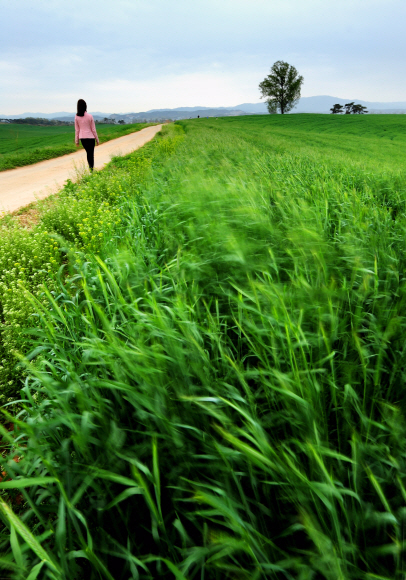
[80,138,95,169]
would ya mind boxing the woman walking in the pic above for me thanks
[75,99,99,171]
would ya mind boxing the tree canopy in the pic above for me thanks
[330,104,344,114]
[352,104,368,114]
[259,61,304,114]
[330,103,368,115]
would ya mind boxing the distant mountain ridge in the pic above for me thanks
[0,109,251,122]
[293,96,406,113]
[2,96,406,120]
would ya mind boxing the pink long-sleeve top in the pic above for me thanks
[75,112,99,145]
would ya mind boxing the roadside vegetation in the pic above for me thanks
[0,122,156,171]
[0,115,406,578]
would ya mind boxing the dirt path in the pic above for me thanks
[0,124,163,214]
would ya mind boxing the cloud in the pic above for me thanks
[1,0,406,113]
[91,69,263,111]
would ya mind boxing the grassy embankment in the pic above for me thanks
[0,122,156,171]
[0,115,406,578]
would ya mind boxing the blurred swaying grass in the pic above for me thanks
[0,116,406,579]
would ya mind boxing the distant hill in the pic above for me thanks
[0,111,113,121]
[33,109,250,123]
[368,109,406,114]
[231,103,268,113]
[0,112,76,120]
[108,109,248,122]
[292,96,406,113]
[230,97,406,114]
[2,97,406,121]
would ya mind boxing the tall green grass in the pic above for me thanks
[1,117,406,578]
[205,113,406,171]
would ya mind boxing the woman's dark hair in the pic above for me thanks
[77,99,87,117]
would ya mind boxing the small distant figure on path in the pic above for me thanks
[75,99,99,171]
[197,115,200,119]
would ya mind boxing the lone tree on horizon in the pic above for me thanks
[259,61,304,114]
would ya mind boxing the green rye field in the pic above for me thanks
[0,122,156,171]
[0,115,406,578]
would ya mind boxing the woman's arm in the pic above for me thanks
[90,115,99,145]
[74,116,80,146]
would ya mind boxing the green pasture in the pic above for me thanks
[0,116,406,578]
[0,122,155,171]
[199,113,406,169]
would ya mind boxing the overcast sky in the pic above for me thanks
[1,0,405,114]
